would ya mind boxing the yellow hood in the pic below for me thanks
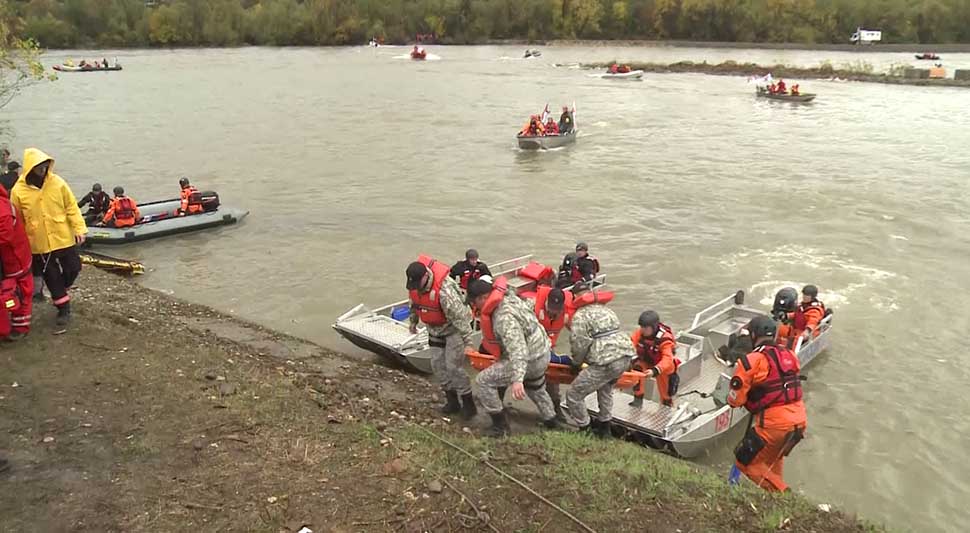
[19,147,54,185]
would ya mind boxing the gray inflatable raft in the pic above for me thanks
[86,198,248,245]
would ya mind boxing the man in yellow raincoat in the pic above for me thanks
[10,148,87,328]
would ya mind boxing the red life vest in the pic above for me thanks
[792,300,826,331]
[478,277,509,357]
[458,264,484,290]
[534,285,573,345]
[635,323,677,366]
[570,256,600,283]
[572,290,613,309]
[116,197,136,220]
[408,255,452,327]
[743,344,804,413]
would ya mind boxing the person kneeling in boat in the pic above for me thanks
[177,177,204,216]
[78,183,112,225]
[450,248,491,291]
[728,315,806,492]
[544,117,560,135]
[406,257,478,419]
[557,242,599,287]
[629,310,680,408]
[776,285,826,349]
[520,115,544,137]
[776,79,788,94]
[100,186,140,228]
[618,65,631,74]
[565,282,635,438]
[468,278,560,436]
[558,106,574,134]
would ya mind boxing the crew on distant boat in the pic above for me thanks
[609,64,619,74]
[450,248,491,290]
[520,115,544,137]
[558,106,574,134]
[727,315,807,492]
[790,84,800,96]
[618,65,631,73]
[544,117,560,135]
[630,310,680,408]
[776,79,787,94]
[100,186,140,228]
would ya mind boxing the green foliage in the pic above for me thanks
[1,0,56,111]
[5,0,970,47]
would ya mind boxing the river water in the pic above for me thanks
[4,45,970,532]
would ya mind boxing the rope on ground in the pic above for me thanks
[374,427,501,533]
[414,425,599,533]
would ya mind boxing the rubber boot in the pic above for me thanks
[484,410,510,438]
[593,418,612,439]
[55,303,72,327]
[628,396,644,408]
[460,393,477,420]
[440,390,461,415]
[542,416,560,430]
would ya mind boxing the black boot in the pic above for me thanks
[542,417,560,430]
[485,410,510,438]
[628,396,644,408]
[497,387,507,402]
[460,393,477,420]
[55,303,72,327]
[593,419,612,439]
[554,404,568,423]
[440,390,461,415]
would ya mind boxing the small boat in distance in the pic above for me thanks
[915,53,940,60]
[410,46,427,60]
[756,86,816,103]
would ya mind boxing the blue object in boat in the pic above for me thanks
[391,305,410,322]
[728,464,742,485]
[550,353,574,366]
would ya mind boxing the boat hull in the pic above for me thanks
[602,70,644,80]
[756,89,816,102]
[86,198,248,244]
[517,131,577,150]
[53,65,122,72]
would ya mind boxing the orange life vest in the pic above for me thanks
[572,290,613,309]
[478,276,509,357]
[181,185,204,214]
[634,322,678,366]
[408,255,452,327]
[115,197,136,220]
[534,285,574,345]
[792,300,825,332]
[742,344,804,413]
[569,255,600,284]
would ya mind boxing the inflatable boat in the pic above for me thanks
[86,195,248,245]
[584,290,832,458]
[602,70,644,80]
[333,254,605,373]
[53,64,123,72]
[411,48,427,60]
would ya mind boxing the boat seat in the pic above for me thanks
[706,317,749,357]
[675,333,704,383]
[507,276,537,293]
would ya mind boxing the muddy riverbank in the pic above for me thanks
[0,269,878,532]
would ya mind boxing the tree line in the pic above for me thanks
[4,0,970,49]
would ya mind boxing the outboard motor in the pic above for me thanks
[772,287,798,322]
[199,191,220,212]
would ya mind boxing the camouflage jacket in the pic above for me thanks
[493,292,551,382]
[569,303,634,366]
[409,275,474,346]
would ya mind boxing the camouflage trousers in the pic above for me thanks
[476,356,556,420]
[429,333,471,396]
[566,357,630,427]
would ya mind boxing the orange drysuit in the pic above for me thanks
[102,196,140,228]
[180,185,204,215]
[631,325,679,405]
[777,300,825,349]
[728,344,807,492]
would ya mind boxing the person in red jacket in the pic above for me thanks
[0,185,34,340]
[728,315,807,492]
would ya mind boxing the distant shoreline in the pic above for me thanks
[43,40,970,53]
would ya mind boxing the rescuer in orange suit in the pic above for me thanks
[100,186,140,228]
[728,315,807,492]
[775,285,826,349]
[629,310,679,408]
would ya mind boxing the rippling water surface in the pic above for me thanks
[5,45,970,533]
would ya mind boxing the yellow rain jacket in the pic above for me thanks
[10,148,87,255]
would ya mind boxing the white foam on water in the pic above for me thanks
[890,234,909,241]
[882,214,896,221]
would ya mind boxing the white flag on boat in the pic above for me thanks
[539,103,550,124]
[748,73,773,85]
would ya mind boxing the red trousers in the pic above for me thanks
[0,272,33,336]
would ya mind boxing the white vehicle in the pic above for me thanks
[850,28,882,45]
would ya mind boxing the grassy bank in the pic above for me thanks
[579,60,970,88]
[0,268,880,532]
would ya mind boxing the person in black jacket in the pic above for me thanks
[77,183,112,224]
[450,249,492,290]
[0,161,20,193]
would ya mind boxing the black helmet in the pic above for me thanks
[179,177,190,187]
[802,284,819,298]
[92,183,103,192]
[773,287,798,314]
[638,310,660,328]
[113,186,124,196]
[746,315,777,341]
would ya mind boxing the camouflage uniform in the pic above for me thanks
[524,296,565,412]
[410,275,474,395]
[476,292,556,420]
[566,303,635,426]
